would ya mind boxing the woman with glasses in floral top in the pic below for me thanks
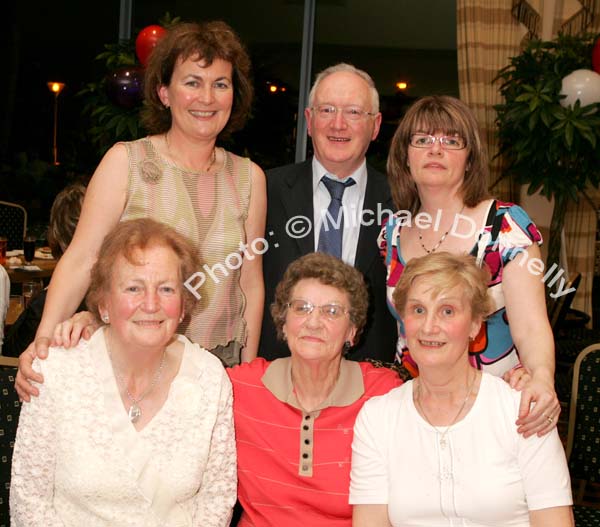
[379,95,558,438]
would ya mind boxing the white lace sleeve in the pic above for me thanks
[192,367,237,526]
[10,360,65,526]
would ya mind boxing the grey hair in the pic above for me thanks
[308,63,380,113]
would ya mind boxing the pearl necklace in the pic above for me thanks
[164,132,217,173]
[107,337,167,423]
[415,371,477,449]
[417,205,466,254]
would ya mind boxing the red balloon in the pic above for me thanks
[593,36,600,75]
[135,25,167,67]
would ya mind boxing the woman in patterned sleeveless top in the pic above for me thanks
[16,21,266,400]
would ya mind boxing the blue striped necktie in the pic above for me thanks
[317,176,356,259]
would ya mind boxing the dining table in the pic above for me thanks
[3,250,57,284]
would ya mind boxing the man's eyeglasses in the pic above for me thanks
[312,104,377,121]
[286,299,349,320]
[409,134,467,150]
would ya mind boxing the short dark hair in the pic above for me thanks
[270,252,369,343]
[387,95,491,213]
[86,218,201,321]
[141,20,253,140]
[47,183,86,259]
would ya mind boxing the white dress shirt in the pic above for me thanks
[312,157,368,266]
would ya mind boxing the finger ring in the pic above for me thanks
[546,415,553,424]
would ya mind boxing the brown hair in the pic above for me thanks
[141,20,253,139]
[392,252,493,322]
[387,95,491,213]
[47,183,86,259]
[271,252,369,343]
[86,218,201,321]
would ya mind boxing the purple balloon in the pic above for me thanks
[105,67,144,109]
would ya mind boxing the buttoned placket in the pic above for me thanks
[298,409,320,477]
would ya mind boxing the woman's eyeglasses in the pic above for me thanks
[409,134,466,150]
[286,299,349,320]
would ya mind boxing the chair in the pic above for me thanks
[574,505,600,526]
[566,344,600,519]
[0,202,27,251]
[0,356,20,527]
[549,272,582,332]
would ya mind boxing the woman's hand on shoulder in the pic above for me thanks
[15,337,50,401]
[513,370,560,438]
[51,311,99,348]
[503,364,531,390]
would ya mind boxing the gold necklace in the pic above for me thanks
[164,133,217,173]
[417,205,466,254]
[415,371,477,449]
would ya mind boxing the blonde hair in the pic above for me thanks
[392,252,493,322]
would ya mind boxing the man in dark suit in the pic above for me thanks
[260,63,397,362]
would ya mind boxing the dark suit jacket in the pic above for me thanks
[259,159,397,362]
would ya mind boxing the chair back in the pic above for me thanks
[549,272,582,331]
[0,202,27,251]
[566,343,600,484]
[0,357,20,527]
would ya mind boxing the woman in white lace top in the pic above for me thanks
[10,218,236,527]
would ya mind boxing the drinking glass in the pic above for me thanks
[23,236,37,264]
[22,280,43,308]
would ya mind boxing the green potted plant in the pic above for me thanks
[494,32,600,276]
[78,13,180,158]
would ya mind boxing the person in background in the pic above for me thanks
[10,218,236,526]
[16,20,267,400]
[230,252,401,526]
[260,63,397,365]
[379,95,559,436]
[4,183,86,357]
[350,252,573,527]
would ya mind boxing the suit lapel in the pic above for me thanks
[280,160,315,256]
[354,165,393,273]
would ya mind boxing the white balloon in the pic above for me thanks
[560,69,600,108]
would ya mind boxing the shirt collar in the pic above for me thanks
[312,156,367,194]
[261,357,365,411]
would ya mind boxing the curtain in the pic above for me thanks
[458,0,600,320]
[456,0,526,202]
